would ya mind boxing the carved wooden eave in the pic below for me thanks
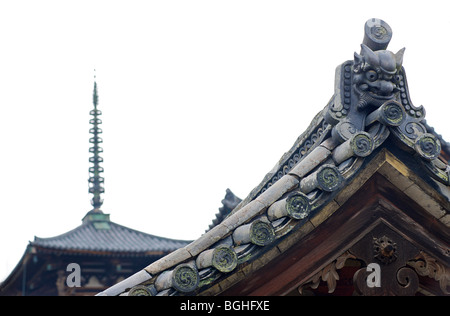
[218,148,449,296]
[98,19,449,296]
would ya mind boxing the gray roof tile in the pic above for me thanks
[32,219,191,255]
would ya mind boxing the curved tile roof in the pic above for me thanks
[98,18,450,296]
[32,213,191,255]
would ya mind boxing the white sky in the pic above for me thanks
[1,0,449,282]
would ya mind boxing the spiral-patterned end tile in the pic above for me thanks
[250,221,275,246]
[351,132,374,157]
[172,264,199,293]
[317,165,344,192]
[212,245,238,273]
[286,191,311,220]
[128,284,156,296]
[380,101,405,126]
[414,133,441,161]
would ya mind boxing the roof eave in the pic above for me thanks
[212,148,450,295]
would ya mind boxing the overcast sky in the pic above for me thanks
[1,0,449,281]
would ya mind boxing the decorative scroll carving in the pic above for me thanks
[396,267,420,293]
[297,234,448,296]
[298,251,356,294]
[407,252,450,295]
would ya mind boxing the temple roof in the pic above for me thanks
[98,19,450,296]
[31,210,191,256]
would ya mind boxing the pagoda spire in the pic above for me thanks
[88,75,105,211]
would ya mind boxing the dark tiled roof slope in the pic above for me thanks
[32,220,191,255]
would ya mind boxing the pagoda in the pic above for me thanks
[0,79,191,296]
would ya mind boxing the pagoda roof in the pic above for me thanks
[98,19,450,296]
[31,210,191,256]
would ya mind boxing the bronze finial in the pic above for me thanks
[88,75,105,210]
